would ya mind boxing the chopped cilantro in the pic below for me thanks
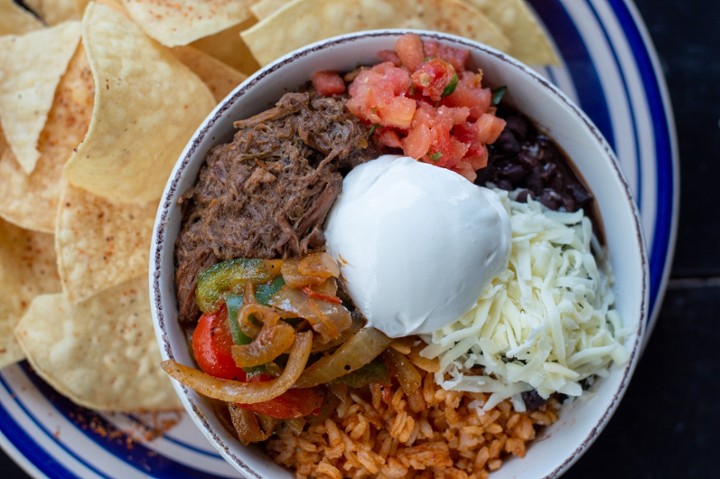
[441,73,459,97]
[491,85,508,106]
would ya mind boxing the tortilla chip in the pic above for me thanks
[241,0,510,67]
[15,277,181,411]
[63,3,215,204]
[27,0,82,24]
[461,0,558,65]
[0,44,94,233]
[249,0,284,19]
[0,218,60,369]
[55,184,157,304]
[76,0,90,13]
[0,21,82,175]
[190,18,261,75]
[171,45,247,102]
[121,0,253,47]
[0,0,43,35]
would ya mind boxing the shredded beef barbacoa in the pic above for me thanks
[175,91,375,323]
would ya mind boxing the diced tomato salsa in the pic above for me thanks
[342,34,505,181]
[311,70,346,96]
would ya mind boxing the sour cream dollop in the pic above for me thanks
[324,155,511,338]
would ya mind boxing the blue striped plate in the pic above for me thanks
[0,1,678,477]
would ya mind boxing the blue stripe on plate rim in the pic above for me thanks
[125,415,222,459]
[0,0,678,477]
[606,0,677,331]
[19,362,230,479]
[0,373,90,479]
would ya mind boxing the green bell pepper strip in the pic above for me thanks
[196,258,282,314]
[332,358,390,388]
[255,276,286,304]
[225,294,252,346]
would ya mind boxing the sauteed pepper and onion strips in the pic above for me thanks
[162,253,430,442]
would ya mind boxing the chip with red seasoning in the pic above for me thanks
[0,218,60,369]
[0,21,81,175]
[63,3,216,204]
[15,276,181,412]
[241,0,509,67]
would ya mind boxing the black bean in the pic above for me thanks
[495,178,514,191]
[539,189,563,210]
[515,189,530,203]
[521,390,548,411]
[526,167,544,193]
[517,147,539,169]
[480,108,594,220]
[568,183,592,208]
[498,163,529,183]
[493,129,521,156]
[540,162,557,180]
[504,113,531,140]
[562,194,577,213]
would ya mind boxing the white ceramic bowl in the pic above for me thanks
[150,30,648,479]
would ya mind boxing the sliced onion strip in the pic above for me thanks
[268,286,351,341]
[383,348,422,395]
[237,302,297,338]
[232,322,296,368]
[295,327,392,388]
[228,405,272,445]
[162,331,312,404]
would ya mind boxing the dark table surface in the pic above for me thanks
[2,0,718,477]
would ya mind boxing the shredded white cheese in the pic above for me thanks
[421,190,631,410]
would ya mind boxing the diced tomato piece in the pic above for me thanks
[441,71,491,120]
[347,62,414,127]
[466,148,489,171]
[379,96,416,129]
[453,162,479,182]
[311,70,346,96]
[426,127,469,169]
[376,128,403,149]
[377,50,402,66]
[410,101,435,127]
[453,121,491,171]
[423,40,470,71]
[192,306,247,381]
[395,33,425,72]
[238,387,324,419]
[437,105,468,127]
[474,113,507,144]
[403,104,469,165]
[411,58,457,102]
[402,123,432,158]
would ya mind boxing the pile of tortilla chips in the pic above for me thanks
[0,0,557,413]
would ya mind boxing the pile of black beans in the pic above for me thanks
[477,107,592,213]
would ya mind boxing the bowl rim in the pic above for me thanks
[150,28,649,479]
